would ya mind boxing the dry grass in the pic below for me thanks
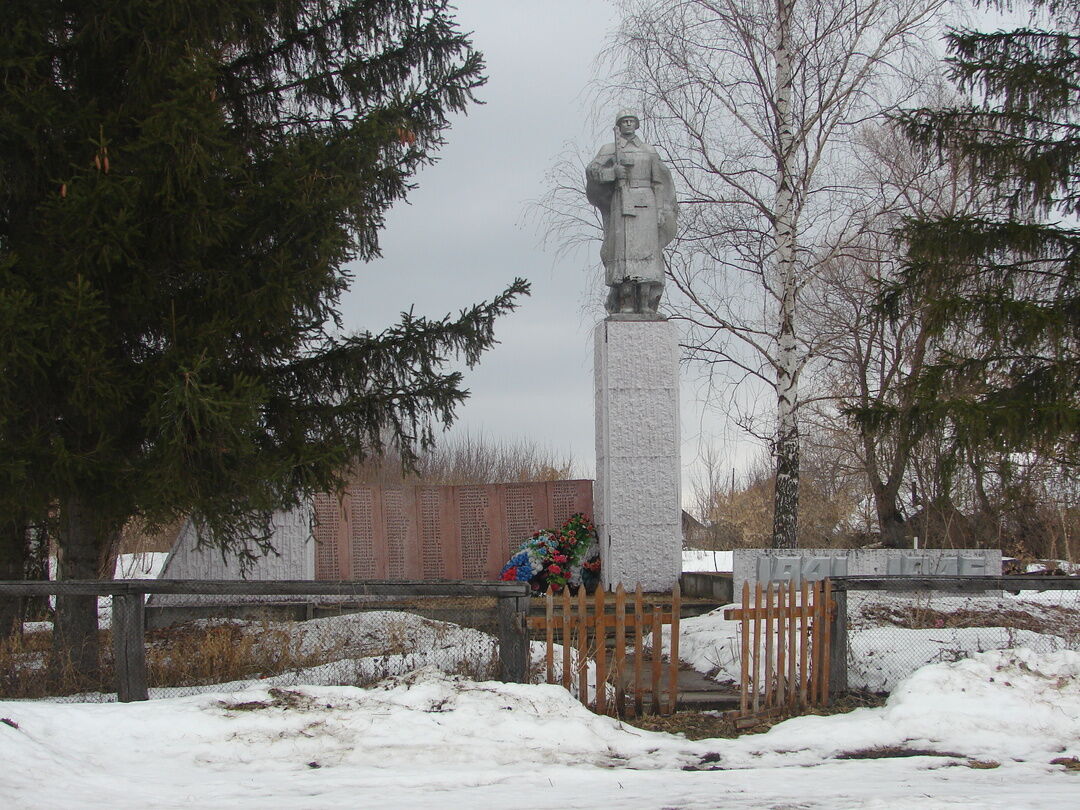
[143,621,326,688]
[349,432,578,486]
[625,710,743,740]
[0,622,309,698]
[118,516,187,555]
[837,745,968,760]
[0,629,114,699]
[2,610,502,699]
[860,601,1080,640]
[145,614,495,689]
[837,747,1001,769]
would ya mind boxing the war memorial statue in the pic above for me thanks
[586,110,678,315]
[589,110,683,592]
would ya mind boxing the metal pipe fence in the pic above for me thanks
[0,580,531,703]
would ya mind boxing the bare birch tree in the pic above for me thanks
[593,0,948,547]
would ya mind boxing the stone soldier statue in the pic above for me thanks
[586,110,678,315]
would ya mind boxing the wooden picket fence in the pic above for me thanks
[723,579,835,726]
[527,583,680,717]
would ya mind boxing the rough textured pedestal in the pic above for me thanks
[595,317,681,592]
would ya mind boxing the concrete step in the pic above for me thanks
[676,690,740,711]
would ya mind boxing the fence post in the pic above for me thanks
[828,585,848,698]
[112,591,148,702]
[497,592,530,683]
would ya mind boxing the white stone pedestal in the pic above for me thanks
[594,317,681,592]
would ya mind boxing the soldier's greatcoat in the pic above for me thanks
[586,135,677,287]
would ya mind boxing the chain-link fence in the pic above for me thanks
[0,581,530,703]
[834,576,1080,694]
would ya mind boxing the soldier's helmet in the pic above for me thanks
[615,109,639,126]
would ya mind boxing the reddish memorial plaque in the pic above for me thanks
[313,480,593,581]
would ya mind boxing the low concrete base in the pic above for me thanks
[679,572,734,603]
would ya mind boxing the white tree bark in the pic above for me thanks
[587,0,948,547]
[771,0,799,548]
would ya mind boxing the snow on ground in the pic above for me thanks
[114,552,170,580]
[17,610,543,703]
[2,649,1078,809]
[847,590,1080,692]
[660,587,1080,692]
[643,603,740,683]
[32,552,171,631]
[681,549,733,572]
[138,610,511,701]
[94,553,172,626]
[1024,560,1080,574]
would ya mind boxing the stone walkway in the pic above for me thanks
[674,663,739,711]
[614,653,739,712]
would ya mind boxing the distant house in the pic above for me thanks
[681,511,708,548]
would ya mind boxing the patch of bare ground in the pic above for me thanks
[837,747,1001,769]
[837,746,967,760]
[218,687,311,712]
[623,691,887,740]
[624,710,742,740]
[860,602,1080,639]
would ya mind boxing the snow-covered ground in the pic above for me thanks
[2,648,1078,809]
[846,590,1080,691]
[114,552,170,580]
[32,552,172,631]
[1023,559,1080,574]
[14,610,538,703]
[662,587,1080,692]
[8,553,1080,807]
[681,549,733,572]
[141,610,511,700]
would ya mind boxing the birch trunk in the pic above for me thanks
[771,0,799,549]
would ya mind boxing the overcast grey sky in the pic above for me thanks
[335,1,1021,510]
[338,0,742,501]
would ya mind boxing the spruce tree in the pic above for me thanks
[0,1,527,668]
[892,0,1080,467]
